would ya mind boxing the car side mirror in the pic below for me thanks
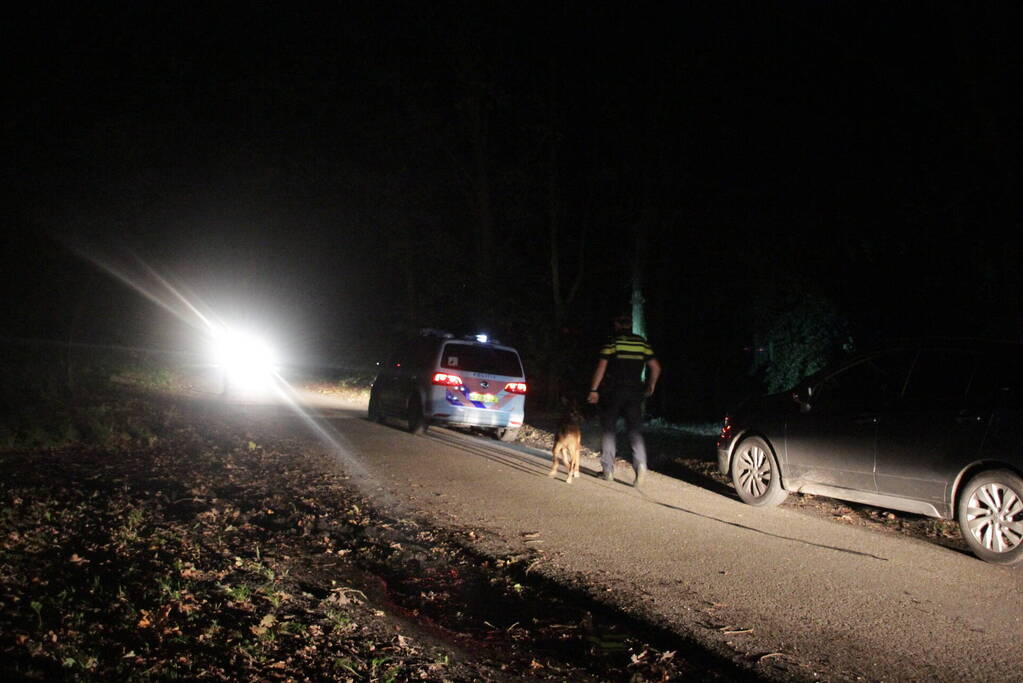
[792,386,813,413]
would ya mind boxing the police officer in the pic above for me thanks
[586,314,662,486]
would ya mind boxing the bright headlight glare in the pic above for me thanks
[210,328,277,375]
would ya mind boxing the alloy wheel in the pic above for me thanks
[965,482,1023,554]
[736,444,772,499]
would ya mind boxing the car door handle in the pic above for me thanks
[852,415,878,424]
[955,413,982,424]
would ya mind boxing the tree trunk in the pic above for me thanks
[465,94,496,316]
[543,55,585,408]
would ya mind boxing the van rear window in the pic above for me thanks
[441,343,523,377]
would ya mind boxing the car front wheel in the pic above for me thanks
[730,436,788,507]
[367,388,383,422]
[957,470,1023,565]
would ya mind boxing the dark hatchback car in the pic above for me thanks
[717,338,1023,564]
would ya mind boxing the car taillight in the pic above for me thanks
[504,382,527,394]
[718,415,733,442]
[432,372,463,386]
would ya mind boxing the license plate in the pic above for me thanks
[469,392,498,404]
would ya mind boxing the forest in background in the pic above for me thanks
[5,4,1021,421]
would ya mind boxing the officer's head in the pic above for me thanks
[612,314,632,333]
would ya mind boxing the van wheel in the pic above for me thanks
[730,436,788,506]
[407,393,429,435]
[495,427,519,442]
[957,470,1023,565]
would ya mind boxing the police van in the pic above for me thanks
[368,329,527,441]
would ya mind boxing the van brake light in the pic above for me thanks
[432,372,463,386]
[504,382,527,394]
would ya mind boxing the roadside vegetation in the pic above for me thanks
[290,367,376,402]
[0,346,179,451]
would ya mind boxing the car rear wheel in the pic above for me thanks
[495,427,519,442]
[730,436,788,507]
[957,470,1023,565]
[407,393,429,435]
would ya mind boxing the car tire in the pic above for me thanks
[495,427,519,443]
[367,388,383,422]
[730,436,788,507]
[956,469,1023,565]
[407,393,429,435]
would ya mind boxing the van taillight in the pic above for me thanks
[504,382,527,394]
[432,372,463,386]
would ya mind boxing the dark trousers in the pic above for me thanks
[599,388,647,474]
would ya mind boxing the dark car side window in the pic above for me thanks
[902,348,979,407]
[413,338,440,368]
[386,344,410,368]
[813,350,913,409]
[387,338,441,370]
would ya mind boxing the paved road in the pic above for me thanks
[265,390,1023,681]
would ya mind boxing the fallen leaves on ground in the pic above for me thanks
[0,388,723,682]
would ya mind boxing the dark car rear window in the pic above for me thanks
[970,351,1023,409]
[440,343,523,377]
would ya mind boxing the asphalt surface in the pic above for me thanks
[254,389,1023,681]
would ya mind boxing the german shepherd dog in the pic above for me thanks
[548,397,583,483]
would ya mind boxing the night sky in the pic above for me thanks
[4,3,1021,418]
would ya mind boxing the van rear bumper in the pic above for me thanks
[428,405,523,428]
